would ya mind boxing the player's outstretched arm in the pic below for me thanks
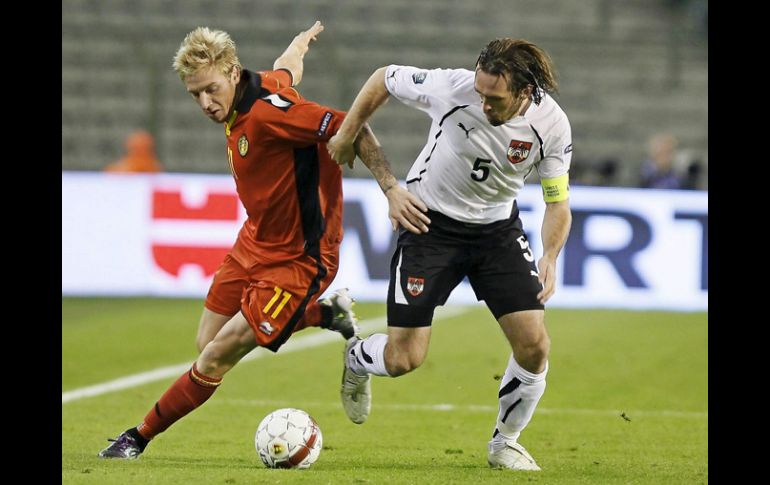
[327,66,390,167]
[353,124,430,234]
[537,199,572,304]
[273,20,324,86]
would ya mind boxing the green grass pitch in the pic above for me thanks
[62,297,707,484]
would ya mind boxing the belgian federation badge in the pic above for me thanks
[507,140,532,164]
[407,277,424,296]
[238,135,249,157]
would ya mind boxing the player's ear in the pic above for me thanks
[521,84,534,99]
[231,66,241,84]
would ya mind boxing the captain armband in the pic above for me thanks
[540,174,570,202]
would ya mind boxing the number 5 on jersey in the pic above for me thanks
[263,286,292,318]
[471,158,492,182]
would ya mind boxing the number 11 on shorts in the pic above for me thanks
[263,286,292,319]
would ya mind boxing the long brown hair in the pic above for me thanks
[476,38,558,105]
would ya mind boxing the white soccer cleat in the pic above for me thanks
[487,437,541,471]
[340,337,371,424]
[320,288,359,339]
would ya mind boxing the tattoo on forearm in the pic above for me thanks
[355,131,398,193]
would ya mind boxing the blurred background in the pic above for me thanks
[62,0,708,307]
[62,0,707,189]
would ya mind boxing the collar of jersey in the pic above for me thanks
[224,110,238,136]
[224,69,266,136]
[235,69,263,114]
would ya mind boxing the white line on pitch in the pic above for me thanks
[213,398,708,419]
[62,306,470,404]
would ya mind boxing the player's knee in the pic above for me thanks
[197,344,233,378]
[516,335,550,373]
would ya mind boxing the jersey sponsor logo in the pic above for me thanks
[412,71,427,84]
[507,140,533,164]
[317,111,333,137]
[259,321,275,335]
[407,277,424,296]
[261,93,294,111]
[237,135,249,157]
[564,143,573,154]
[458,122,475,138]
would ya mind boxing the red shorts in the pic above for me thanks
[205,248,339,351]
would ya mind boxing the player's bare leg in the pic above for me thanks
[195,311,260,377]
[196,308,233,352]
[341,326,431,423]
[487,309,550,471]
[99,312,258,459]
[382,326,431,376]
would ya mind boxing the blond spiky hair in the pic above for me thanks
[172,27,242,80]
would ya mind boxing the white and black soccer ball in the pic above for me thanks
[254,408,323,469]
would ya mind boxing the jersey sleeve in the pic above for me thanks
[259,90,346,146]
[536,114,573,180]
[383,65,476,121]
[257,69,294,94]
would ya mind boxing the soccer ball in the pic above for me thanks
[254,408,323,469]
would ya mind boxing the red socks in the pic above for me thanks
[137,363,222,440]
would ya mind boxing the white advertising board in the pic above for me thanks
[62,172,707,311]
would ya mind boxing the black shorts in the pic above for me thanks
[387,205,544,327]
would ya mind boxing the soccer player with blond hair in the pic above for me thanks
[98,21,400,460]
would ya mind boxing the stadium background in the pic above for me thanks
[62,0,708,310]
[62,0,707,187]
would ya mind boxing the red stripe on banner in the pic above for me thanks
[152,245,229,277]
[152,190,239,220]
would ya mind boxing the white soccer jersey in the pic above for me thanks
[384,64,573,224]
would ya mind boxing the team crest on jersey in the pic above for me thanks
[237,135,249,157]
[412,71,427,84]
[407,277,425,296]
[507,140,533,164]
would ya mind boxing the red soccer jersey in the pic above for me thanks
[224,69,345,265]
